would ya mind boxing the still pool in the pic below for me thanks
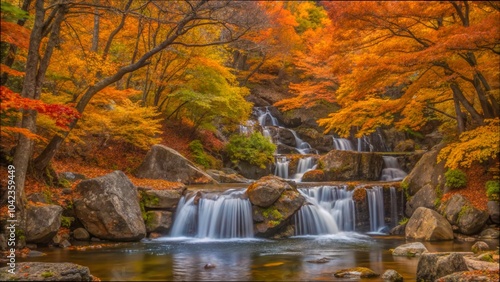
[21,233,484,281]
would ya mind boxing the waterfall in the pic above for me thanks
[288,129,315,154]
[366,186,386,233]
[170,190,254,239]
[332,137,354,151]
[380,156,407,181]
[390,187,398,227]
[256,107,279,127]
[293,157,316,181]
[294,186,355,235]
[274,156,289,179]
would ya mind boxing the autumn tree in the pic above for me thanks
[3,0,264,234]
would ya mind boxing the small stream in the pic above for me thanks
[22,235,479,281]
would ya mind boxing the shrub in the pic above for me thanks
[225,132,276,169]
[189,140,216,169]
[444,169,467,189]
[486,180,500,200]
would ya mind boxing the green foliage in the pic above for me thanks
[401,181,411,200]
[189,140,217,169]
[41,271,54,278]
[398,217,409,225]
[61,216,74,228]
[0,2,30,21]
[444,169,467,189]
[225,132,276,169]
[486,180,500,200]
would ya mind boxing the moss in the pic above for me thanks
[458,205,471,220]
[268,220,281,228]
[262,206,283,221]
[144,211,155,229]
[61,216,75,228]
[399,217,409,225]
[479,253,494,263]
[141,192,160,207]
[41,271,54,278]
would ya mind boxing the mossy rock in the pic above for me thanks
[334,267,380,278]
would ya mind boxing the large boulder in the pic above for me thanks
[25,204,63,244]
[0,262,96,281]
[405,184,437,217]
[144,210,173,234]
[404,143,446,195]
[319,150,384,181]
[73,171,146,241]
[246,175,287,207]
[134,144,216,184]
[249,176,305,237]
[439,194,489,235]
[405,207,454,241]
[487,200,499,224]
[139,186,187,210]
[392,242,428,257]
[416,253,469,281]
[235,160,272,180]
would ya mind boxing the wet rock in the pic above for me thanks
[405,207,453,241]
[306,257,329,263]
[403,143,446,195]
[144,210,173,234]
[139,186,187,210]
[319,150,384,181]
[464,256,499,271]
[246,175,288,207]
[479,228,499,239]
[0,262,97,281]
[416,253,468,281]
[27,250,46,257]
[381,269,403,282]
[437,271,496,282]
[487,201,499,224]
[204,263,216,269]
[26,204,63,244]
[134,144,216,184]
[333,267,379,278]
[471,241,490,254]
[389,224,406,235]
[59,172,86,182]
[74,171,146,241]
[392,242,428,257]
[73,228,90,241]
[439,194,489,235]
[235,160,272,180]
[301,169,325,182]
[59,239,71,248]
[27,193,48,204]
[251,177,305,237]
[405,184,437,217]
[207,169,251,183]
[52,232,70,246]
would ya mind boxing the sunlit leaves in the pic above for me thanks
[438,118,500,169]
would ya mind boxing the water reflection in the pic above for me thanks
[20,235,493,281]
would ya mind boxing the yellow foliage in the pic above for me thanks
[438,119,500,169]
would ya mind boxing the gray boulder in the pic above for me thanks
[246,175,288,207]
[439,194,489,235]
[73,228,90,241]
[73,171,146,241]
[405,207,453,241]
[0,262,96,281]
[416,253,468,281]
[139,186,186,210]
[404,143,446,195]
[134,144,216,184]
[405,184,437,217]
[392,242,428,256]
[26,204,63,244]
[145,210,173,234]
[381,269,403,282]
[487,200,499,224]
[471,241,489,253]
[479,228,499,239]
[319,150,384,181]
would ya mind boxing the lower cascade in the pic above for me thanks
[170,189,254,239]
[380,156,407,181]
[294,186,355,235]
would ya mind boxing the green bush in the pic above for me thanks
[486,180,500,200]
[225,132,276,169]
[444,169,467,189]
[189,140,217,169]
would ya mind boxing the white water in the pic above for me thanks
[366,186,386,233]
[293,157,316,181]
[390,186,398,227]
[256,107,279,127]
[332,137,354,151]
[294,186,355,235]
[274,155,289,179]
[170,190,254,239]
[380,156,407,181]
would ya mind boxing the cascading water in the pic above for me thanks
[366,186,386,233]
[332,137,354,151]
[170,189,254,239]
[256,107,279,127]
[289,129,316,154]
[390,187,398,227]
[380,156,407,181]
[293,157,316,181]
[294,186,356,235]
[274,156,289,179]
